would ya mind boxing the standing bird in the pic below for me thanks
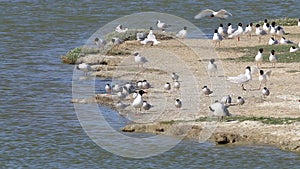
[227,23,235,35]
[207,59,217,77]
[255,48,264,67]
[227,66,252,91]
[194,9,232,19]
[164,82,171,91]
[134,52,148,68]
[209,101,231,121]
[244,23,253,38]
[268,37,278,45]
[236,96,245,105]
[258,69,272,89]
[270,22,277,36]
[255,24,267,43]
[173,81,180,90]
[298,19,300,27]
[141,27,160,45]
[176,26,187,39]
[290,46,299,53]
[156,20,168,31]
[280,37,293,44]
[217,24,226,37]
[263,19,270,32]
[171,72,179,81]
[228,23,244,41]
[142,101,153,111]
[262,87,270,97]
[175,98,182,109]
[276,26,285,38]
[112,37,123,45]
[115,24,128,33]
[212,29,223,47]
[105,84,112,95]
[269,50,278,68]
[94,37,106,48]
[77,63,93,76]
[142,80,150,89]
[132,90,147,112]
[202,86,213,96]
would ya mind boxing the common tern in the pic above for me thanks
[134,52,148,68]
[269,50,278,68]
[298,19,300,27]
[217,24,226,37]
[142,80,151,89]
[262,87,270,97]
[164,82,171,91]
[202,86,213,96]
[236,96,245,105]
[175,99,182,109]
[76,63,93,76]
[227,23,235,35]
[209,101,231,121]
[227,66,252,91]
[171,72,179,81]
[207,59,217,77]
[262,19,270,32]
[194,9,232,19]
[136,33,146,41]
[112,37,123,45]
[244,23,253,38]
[255,48,264,67]
[176,26,187,39]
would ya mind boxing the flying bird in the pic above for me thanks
[194,9,232,19]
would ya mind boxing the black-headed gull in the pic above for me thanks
[255,24,267,43]
[244,23,253,38]
[134,52,148,68]
[217,24,226,37]
[115,24,128,33]
[164,82,171,91]
[77,63,93,76]
[176,26,187,39]
[171,72,179,81]
[105,84,112,94]
[209,101,231,121]
[207,59,217,77]
[263,19,270,32]
[228,23,243,41]
[258,69,272,89]
[140,27,160,45]
[269,50,278,68]
[227,66,252,91]
[290,46,299,53]
[173,81,180,90]
[270,22,277,35]
[227,23,235,35]
[132,90,147,112]
[280,37,293,44]
[94,37,107,48]
[268,37,278,45]
[156,20,168,30]
[175,99,182,109]
[194,9,232,19]
[262,87,270,97]
[202,86,213,96]
[116,101,130,110]
[255,48,264,67]
[212,29,222,47]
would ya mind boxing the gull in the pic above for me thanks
[173,81,180,90]
[115,24,128,33]
[258,69,272,89]
[227,23,235,35]
[255,48,264,67]
[244,23,253,38]
[207,59,217,77]
[298,19,300,27]
[269,50,278,68]
[227,66,252,91]
[212,29,222,47]
[134,52,148,68]
[175,99,182,109]
[276,26,285,38]
[217,24,226,37]
[236,96,245,105]
[255,24,267,43]
[280,37,293,44]
[228,23,244,41]
[290,46,299,53]
[194,9,232,19]
[140,27,160,45]
[116,101,130,110]
[136,33,146,41]
[262,87,270,97]
[117,87,129,99]
[142,101,153,111]
[268,37,278,45]
[132,90,147,112]
[77,63,93,76]
[263,19,270,32]
[171,72,179,81]
[112,37,123,45]
[105,84,112,94]
[136,80,143,89]
[94,37,106,48]
[156,20,168,31]
[209,101,231,121]
[142,80,151,89]
[176,26,187,39]
[164,82,171,91]
[220,95,232,106]
[270,22,277,36]
[202,86,213,96]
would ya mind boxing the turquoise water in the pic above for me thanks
[1,0,300,168]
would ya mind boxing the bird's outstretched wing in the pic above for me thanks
[194,9,214,19]
[227,74,248,84]
[215,9,232,18]
[265,70,272,79]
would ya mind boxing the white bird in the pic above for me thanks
[105,84,112,94]
[111,37,123,45]
[255,24,267,43]
[132,90,147,112]
[134,52,148,68]
[280,37,293,44]
[276,26,285,38]
[262,19,270,32]
[115,24,128,33]
[136,33,146,41]
[176,26,187,39]
[255,48,264,67]
[194,9,232,19]
[244,23,253,38]
[142,80,150,89]
[175,98,182,109]
[202,86,213,96]
[207,59,217,77]
[156,20,168,30]
[220,95,232,106]
[116,101,130,109]
[298,19,300,27]
[77,63,93,76]
[299,42,300,48]
[227,23,235,35]
[164,82,171,91]
[173,81,180,90]
[228,23,243,41]
[142,101,153,111]
[258,69,272,89]
[140,27,160,45]
[227,66,252,91]
[269,50,278,68]
[171,72,179,81]
[94,37,106,48]
[262,87,270,97]
[136,80,143,89]
[209,101,231,121]
[217,24,226,37]
[212,29,222,47]
[290,46,299,53]
[270,22,277,35]
[112,84,122,93]
[236,96,245,105]
[268,37,278,45]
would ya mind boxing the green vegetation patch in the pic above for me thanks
[255,17,298,26]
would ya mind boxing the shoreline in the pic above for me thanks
[70,25,300,152]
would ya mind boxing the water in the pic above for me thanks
[1,0,300,168]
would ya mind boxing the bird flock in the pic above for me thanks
[76,10,300,122]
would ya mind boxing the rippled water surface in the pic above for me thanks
[1,0,300,168]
